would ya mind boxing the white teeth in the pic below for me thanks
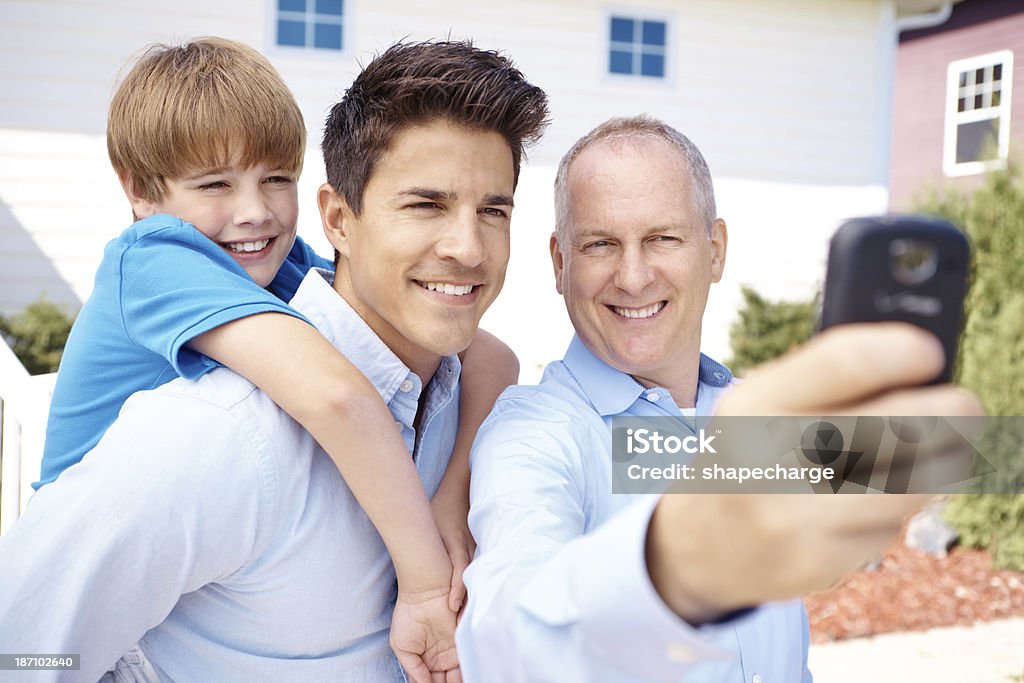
[420,282,474,296]
[226,238,271,253]
[612,302,665,319]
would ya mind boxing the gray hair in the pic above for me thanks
[553,115,717,244]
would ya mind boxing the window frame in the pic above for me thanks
[266,0,352,59]
[943,50,1014,177]
[602,7,674,86]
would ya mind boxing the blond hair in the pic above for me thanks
[107,37,306,202]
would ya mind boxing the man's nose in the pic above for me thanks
[435,209,487,268]
[614,245,655,294]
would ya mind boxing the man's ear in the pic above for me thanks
[549,232,565,295]
[318,183,353,260]
[709,218,728,283]
[118,172,158,219]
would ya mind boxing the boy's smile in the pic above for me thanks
[129,161,300,287]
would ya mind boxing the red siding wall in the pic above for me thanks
[889,1,1024,209]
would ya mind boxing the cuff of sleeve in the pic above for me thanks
[171,303,311,379]
[524,495,757,680]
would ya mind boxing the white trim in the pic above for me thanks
[264,0,355,63]
[943,50,1014,177]
[601,6,676,89]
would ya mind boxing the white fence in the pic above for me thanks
[0,340,55,537]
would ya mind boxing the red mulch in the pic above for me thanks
[805,534,1024,643]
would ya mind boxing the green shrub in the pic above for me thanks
[0,296,75,375]
[726,286,817,377]
[915,160,1024,570]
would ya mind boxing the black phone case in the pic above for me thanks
[819,216,970,383]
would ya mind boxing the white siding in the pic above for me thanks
[0,0,899,377]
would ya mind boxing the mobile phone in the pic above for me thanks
[818,215,970,383]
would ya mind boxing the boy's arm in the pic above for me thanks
[433,328,520,612]
[191,313,458,680]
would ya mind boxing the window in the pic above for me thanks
[275,0,344,52]
[608,14,667,79]
[944,50,1013,177]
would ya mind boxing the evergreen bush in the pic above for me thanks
[915,160,1024,571]
[726,286,817,377]
[0,295,75,375]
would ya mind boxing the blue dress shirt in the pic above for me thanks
[0,269,460,682]
[457,335,812,682]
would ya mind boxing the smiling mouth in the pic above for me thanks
[221,237,273,254]
[609,301,666,319]
[415,281,478,296]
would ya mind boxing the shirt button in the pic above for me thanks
[714,372,725,380]
[752,675,762,683]
[646,391,660,402]
[664,643,695,663]
[394,420,403,431]
[399,379,414,393]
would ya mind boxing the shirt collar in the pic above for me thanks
[561,335,733,417]
[288,269,460,405]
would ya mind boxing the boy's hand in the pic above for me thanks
[390,586,461,683]
[431,488,475,614]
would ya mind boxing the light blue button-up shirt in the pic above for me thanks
[0,269,460,682]
[457,336,811,682]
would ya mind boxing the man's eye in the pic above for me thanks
[410,202,441,210]
[481,207,509,218]
[198,181,227,190]
[584,240,610,250]
[265,175,294,185]
[651,235,681,244]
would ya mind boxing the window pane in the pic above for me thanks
[277,19,306,46]
[958,71,967,88]
[975,67,985,84]
[975,94,984,109]
[314,22,342,49]
[279,0,306,11]
[992,90,1001,107]
[640,53,665,77]
[958,97,966,112]
[956,118,999,164]
[993,63,1002,82]
[609,50,633,74]
[642,21,666,46]
[610,17,634,43]
[316,0,342,15]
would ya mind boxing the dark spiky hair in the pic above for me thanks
[322,40,549,214]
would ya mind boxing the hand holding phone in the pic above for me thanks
[819,216,970,383]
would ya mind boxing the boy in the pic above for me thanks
[39,37,509,678]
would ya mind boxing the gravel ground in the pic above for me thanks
[804,532,1024,682]
[805,540,1024,642]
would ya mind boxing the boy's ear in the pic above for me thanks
[118,172,158,219]
[318,183,353,260]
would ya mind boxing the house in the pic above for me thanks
[890,0,1023,209]
[0,0,960,383]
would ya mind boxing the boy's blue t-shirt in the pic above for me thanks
[37,214,332,489]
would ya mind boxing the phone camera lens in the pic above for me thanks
[889,239,938,286]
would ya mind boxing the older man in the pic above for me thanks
[456,116,980,681]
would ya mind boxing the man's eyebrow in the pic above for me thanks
[399,188,514,208]
[399,187,455,202]
[483,193,514,208]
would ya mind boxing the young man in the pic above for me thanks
[456,116,983,681]
[0,40,548,682]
